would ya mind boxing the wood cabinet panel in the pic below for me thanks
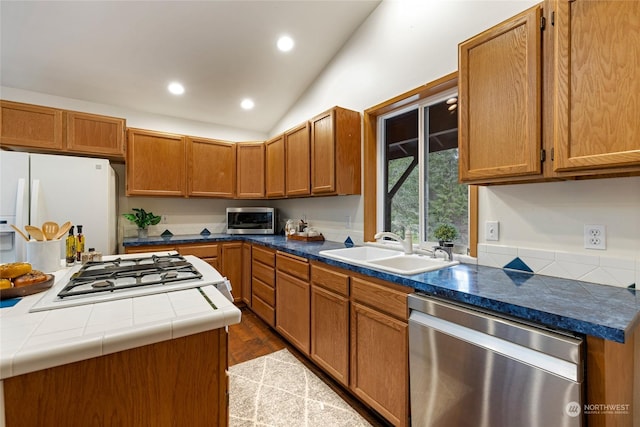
[252,260,275,287]
[285,122,311,197]
[551,0,640,173]
[311,262,349,296]
[236,142,265,198]
[458,5,542,182]
[126,128,186,196]
[310,284,350,386]
[351,276,410,321]
[252,245,275,267]
[252,294,275,327]
[0,100,63,150]
[178,243,219,258]
[124,245,177,254]
[276,270,311,354]
[4,329,228,427]
[310,107,361,195]
[276,252,309,281]
[221,242,243,303]
[241,243,252,306]
[252,278,275,306]
[187,137,236,198]
[65,111,125,158]
[265,134,286,198]
[351,302,409,427]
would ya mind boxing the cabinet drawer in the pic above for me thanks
[351,277,410,321]
[252,260,275,287]
[125,245,176,254]
[253,245,275,267]
[178,244,218,258]
[252,295,275,327]
[277,252,309,281]
[311,262,349,296]
[252,278,275,306]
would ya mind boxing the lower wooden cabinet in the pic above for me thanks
[241,243,252,306]
[251,245,276,326]
[310,263,350,387]
[221,242,243,303]
[275,252,310,354]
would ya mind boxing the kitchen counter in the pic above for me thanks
[0,267,241,380]
[124,234,639,343]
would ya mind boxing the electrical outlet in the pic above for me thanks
[584,224,606,250]
[486,221,499,241]
[162,215,168,224]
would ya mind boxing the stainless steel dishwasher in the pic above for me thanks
[408,294,584,427]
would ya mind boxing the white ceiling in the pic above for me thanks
[0,1,381,134]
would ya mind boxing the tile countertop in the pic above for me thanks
[125,234,640,343]
[0,268,241,380]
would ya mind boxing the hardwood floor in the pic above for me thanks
[228,307,391,427]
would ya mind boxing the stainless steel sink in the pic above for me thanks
[319,246,459,275]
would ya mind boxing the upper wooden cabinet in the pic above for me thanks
[459,2,640,184]
[65,111,125,158]
[0,100,125,158]
[285,122,311,197]
[265,134,286,198]
[126,128,186,196]
[310,107,361,195]
[458,5,542,183]
[1,101,64,150]
[550,0,640,173]
[236,142,265,198]
[187,137,236,198]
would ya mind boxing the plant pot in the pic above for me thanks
[137,228,148,239]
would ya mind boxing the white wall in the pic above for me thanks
[0,86,266,142]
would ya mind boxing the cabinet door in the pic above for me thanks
[187,137,236,198]
[265,134,286,198]
[311,110,336,194]
[241,243,252,306]
[458,6,542,182]
[0,101,63,150]
[236,142,265,198]
[551,0,640,172]
[311,284,349,386]
[65,111,125,158]
[276,270,310,354]
[126,128,186,196]
[285,122,311,196]
[351,302,408,427]
[220,242,243,303]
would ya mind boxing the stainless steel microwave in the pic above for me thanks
[226,207,276,234]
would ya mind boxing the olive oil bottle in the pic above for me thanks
[65,226,76,266]
[75,225,84,262]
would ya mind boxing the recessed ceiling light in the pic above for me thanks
[277,35,294,52]
[241,99,255,110]
[168,82,185,95]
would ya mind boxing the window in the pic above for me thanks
[378,88,469,252]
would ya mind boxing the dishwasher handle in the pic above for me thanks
[410,310,581,382]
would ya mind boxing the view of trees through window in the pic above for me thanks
[382,95,468,251]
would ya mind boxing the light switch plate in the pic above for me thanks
[486,221,499,241]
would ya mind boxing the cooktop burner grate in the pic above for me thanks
[57,254,203,299]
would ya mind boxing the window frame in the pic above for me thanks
[363,72,479,257]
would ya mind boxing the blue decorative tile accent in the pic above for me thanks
[504,257,533,273]
[344,236,354,247]
[200,228,211,236]
[503,269,533,286]
[161,229,174,237]
[1,298,21,309]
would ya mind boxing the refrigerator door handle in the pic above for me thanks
[30,178,41,226]
[15,178,28,260]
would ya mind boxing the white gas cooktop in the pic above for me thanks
[29,252,226,312]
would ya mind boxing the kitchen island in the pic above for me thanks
[0,259,241,426]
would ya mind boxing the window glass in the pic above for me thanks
[379,91,468,252]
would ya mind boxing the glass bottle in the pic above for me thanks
[75,225,85,262]
[65,226,76,266]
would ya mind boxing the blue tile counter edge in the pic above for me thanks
[123,234,640,343]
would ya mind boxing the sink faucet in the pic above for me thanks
[374,231,413,255]
[432,245,453,261]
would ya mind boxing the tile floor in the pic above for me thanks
[229,349,372,427]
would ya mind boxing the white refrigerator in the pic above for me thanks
[0,151,117,263]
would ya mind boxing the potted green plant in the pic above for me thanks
[433,223,458,247]
[123,208,162,238]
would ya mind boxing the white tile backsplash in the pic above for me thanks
[477,244,638,288]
